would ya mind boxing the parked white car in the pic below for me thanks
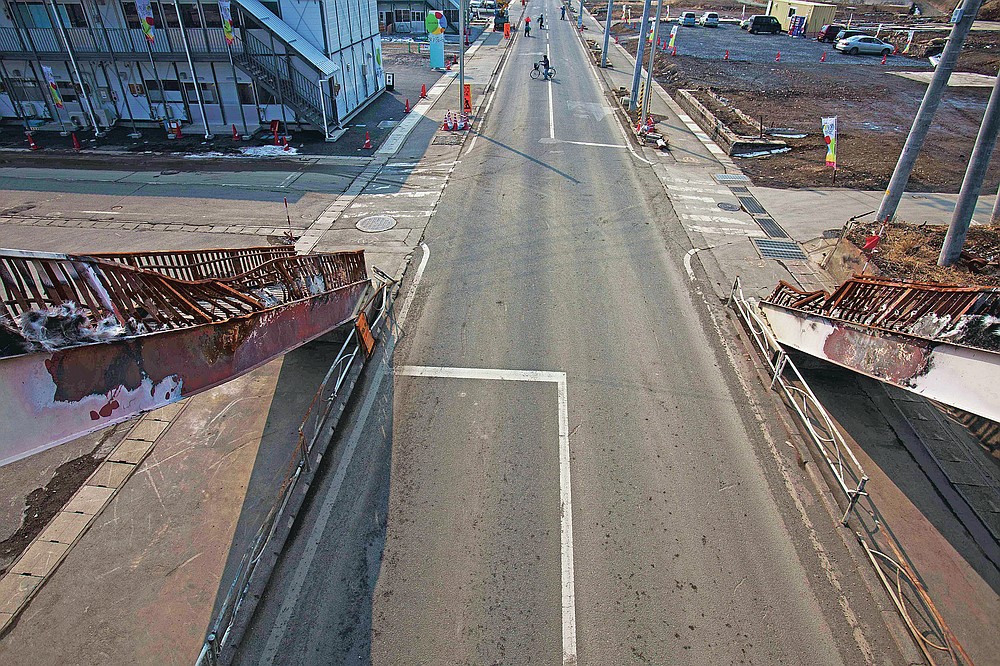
[699,12,719,27]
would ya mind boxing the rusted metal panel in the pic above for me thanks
[760,302,1000,422]
[0,247,370,467]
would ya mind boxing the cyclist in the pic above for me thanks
[524,15,531,36]
[538,14,544,28]
[541,54,552,79]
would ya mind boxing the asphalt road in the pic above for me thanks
[236,3,904,663]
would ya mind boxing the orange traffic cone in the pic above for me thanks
[26,133,39,151]
[404,98,411,113]
[71,133,81,152]
[420,83,428,99]
[881,52,888,65]
[724,49,729,60]
[283,136,290,151]
[363,131,372,149]
[820,51,827,62]
[775,51,781,62]
[175,124,183,139]
[671,46,677,56]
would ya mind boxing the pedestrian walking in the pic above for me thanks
[524,15,531,36]
[538,14,544,28]
[560,6,566,19]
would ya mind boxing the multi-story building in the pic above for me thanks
[0,0,385,138]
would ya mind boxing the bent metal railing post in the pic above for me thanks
[729,277,870,526]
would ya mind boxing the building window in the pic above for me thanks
[444,10,458,26]
[412,10,424,23]
[184,81,217,104]
[144,78,180,102]
[55,81,78,102]
[237,82,274,105]
[394,9,410,22]
[121,1,170,29]
[180,3,201,28]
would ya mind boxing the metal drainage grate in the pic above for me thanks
[728,186,750,195]
[754,216,788,239]
[737,195,767,216]
[356,215,397,233]
[753,238,807,260]
[717,202,741,212]
[713,173,751,184]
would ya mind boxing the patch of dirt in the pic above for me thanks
[602,9,1000,192]
[846,220,1000,286]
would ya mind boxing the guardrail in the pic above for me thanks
[728,277,869,525]
[194,276,394,666]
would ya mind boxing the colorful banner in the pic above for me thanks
[668,25,678,48]
[426,11,447,69]
[136,0,155,43]
[903,29,915,54]
[822,116,837,169]
[42,66,63,108]
[219,0,234,45]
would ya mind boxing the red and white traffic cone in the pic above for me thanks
[404,98,411,113]
[724,49,730,60]
[881,52,888,65]
[362,131,372,149]
[775,51,781,62]
[420,83,428,99]
[671,46,677,56]
[273,129,280,146]
[232,123,239,141]
[283,136,290,151]
[820,51,827,62]
[175,124,183,139]
[71,132,81,152]
[26,133,39,151]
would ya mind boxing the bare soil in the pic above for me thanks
[602,9,1000,193]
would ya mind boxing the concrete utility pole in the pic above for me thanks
[629,0,654,110]
[990,182,1000,225]
[459,0,465,113]
[939,68,1000,265]
[641,0,664,121]
[601,0,614,68]
[876,0,983,222]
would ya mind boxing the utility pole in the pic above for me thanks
[459,0,465,113]
[939,67,1000,265]
[641,0,664,121]
[990,182,1000,225]
[629,0,653,111]
[876,0,983,222]
[601,0,614,68]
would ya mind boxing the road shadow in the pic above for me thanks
[790,351,1000,595]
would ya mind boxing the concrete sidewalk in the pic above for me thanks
[580,7,999,665]
[0,25,512,666]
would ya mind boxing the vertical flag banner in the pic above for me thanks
[822,116,837,169]
[136,0,155,43]
[425,11,447,69]
[219,0,235,45]
[904,29,915,54]
[42,66,63,108]
[668,25,678,48]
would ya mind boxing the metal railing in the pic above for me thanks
[0,25,244,56]
[729,277,869,525]
[234,31,326,123]
[195,276,395,666]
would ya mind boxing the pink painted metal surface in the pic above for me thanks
[761,277,1000,421]
[0,247,369,467]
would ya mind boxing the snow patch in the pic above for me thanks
[735,147,792,159]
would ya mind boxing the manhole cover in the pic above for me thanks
[378,120,399,130]
[432,133,464,145]
[717,202,741,212]
[356,215,397,233]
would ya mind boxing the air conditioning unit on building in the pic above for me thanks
[94,108,117,128]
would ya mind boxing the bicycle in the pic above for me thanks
[530,63,556,79]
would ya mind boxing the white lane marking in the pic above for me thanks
[278,172,299,188]
[680,214,751,225]
[559,140,627,148]
[360,191,438,198]
[684,245,714,281]
[394,365,578,665]
[78,210,122,215]
[671,194,719,202]
[686,225,765,237]
[547,43,556,141]
[398,242,429,327]
[467,30,516,155]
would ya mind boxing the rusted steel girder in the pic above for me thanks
[0,247,370,467]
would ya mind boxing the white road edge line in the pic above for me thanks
[397,242,430,327]
[684,246,714,281]
[394,365,578,666]
[467,34,517,155]
[547,42,556,141]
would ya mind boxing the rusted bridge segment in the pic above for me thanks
[0,247,370,467]
[759,276,1000,421]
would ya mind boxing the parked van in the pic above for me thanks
[817,23,847,42]
[744,15,781,34]
[680,12,697,27]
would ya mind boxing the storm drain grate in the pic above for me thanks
[737,196,767,216]
[729,186,750,195]
[356,215,397,233]
[713,173,751,184]
[753,238,807,260]
[754,216,788,238]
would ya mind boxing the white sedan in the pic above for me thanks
[835,35,893,56]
